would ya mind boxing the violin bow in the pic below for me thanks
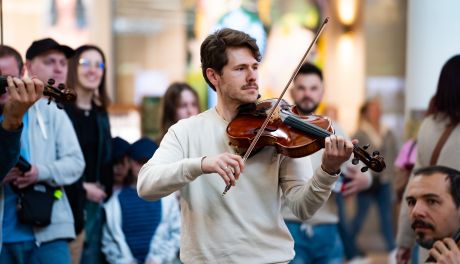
[222,17,330,196]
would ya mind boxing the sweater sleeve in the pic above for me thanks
[0,124,22,180]
[137,129,203,201]
[280,156,339,221]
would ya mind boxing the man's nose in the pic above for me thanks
[54,63,64,73]
[247,68,257,82]
[411,202,427,218]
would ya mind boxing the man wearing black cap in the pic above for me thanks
[25,38,74,86]
[0,40,84,263]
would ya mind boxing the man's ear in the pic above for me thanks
[24,60,32,77]
[19,65,26,78]
[205,68,219,89]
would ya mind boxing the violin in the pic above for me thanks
[0,76,76,109]
[227,98,386,172]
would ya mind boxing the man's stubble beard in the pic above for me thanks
[295,101,319,116]
[416,233,436,249]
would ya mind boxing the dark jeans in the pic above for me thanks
[80,201,105,264]
[351,182,396,252]
[336,193,361,260]
[0,239,70,264]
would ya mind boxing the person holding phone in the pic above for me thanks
[405,166,460,264]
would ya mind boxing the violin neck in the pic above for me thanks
[281,113,331,138]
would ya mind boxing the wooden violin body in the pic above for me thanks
[227,98,386,173]
[227,98,333,158]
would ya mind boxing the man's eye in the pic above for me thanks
[427,199,438,205]
[406,199,415,207]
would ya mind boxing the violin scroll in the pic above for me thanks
[44,79,76,109]
[352,144,386,173]
[0,76,76,109]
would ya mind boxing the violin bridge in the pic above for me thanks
[269,106,281,124]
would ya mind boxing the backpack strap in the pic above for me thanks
[430,123,457,165]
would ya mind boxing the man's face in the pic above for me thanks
[211,47,259,105]
[27,50,68,85]
[406,173,460,249]
[0,55,22,106]
[291,73,324,115]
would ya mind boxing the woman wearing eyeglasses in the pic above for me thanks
[64,45,113,264]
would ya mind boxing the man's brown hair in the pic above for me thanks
[0,45,24,75]
[200,28,261,91]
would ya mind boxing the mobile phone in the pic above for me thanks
[332,174,351,193]
[16,156,31,173]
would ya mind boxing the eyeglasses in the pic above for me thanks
[78,58,105,70]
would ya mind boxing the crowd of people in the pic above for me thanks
[1,28,460,264]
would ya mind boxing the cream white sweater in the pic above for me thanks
[137,108,339,263]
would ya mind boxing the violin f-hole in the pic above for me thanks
[253,127,277,134]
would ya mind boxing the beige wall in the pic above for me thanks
[114,13,186,104]
[2,0,113,95]
[324,0,366,135]
[364,0,407,76]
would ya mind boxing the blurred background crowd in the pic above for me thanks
[1,0,460,263]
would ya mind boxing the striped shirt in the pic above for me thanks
[119,187,162,263]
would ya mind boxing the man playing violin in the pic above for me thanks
[137,28,354,263]
[282,62,372,263]
[0,42,84,263]
[405,166,460,264]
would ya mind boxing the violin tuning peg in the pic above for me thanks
[363,144,370,150]
[56,102,64,109]
[352,157,359,165]
[47,79,55,86]
[372,150,380,156]
[58,83,65,90]
[47,97,52,105]
[361,166,369,173]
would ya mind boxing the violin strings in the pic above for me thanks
[283,115,331,138]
